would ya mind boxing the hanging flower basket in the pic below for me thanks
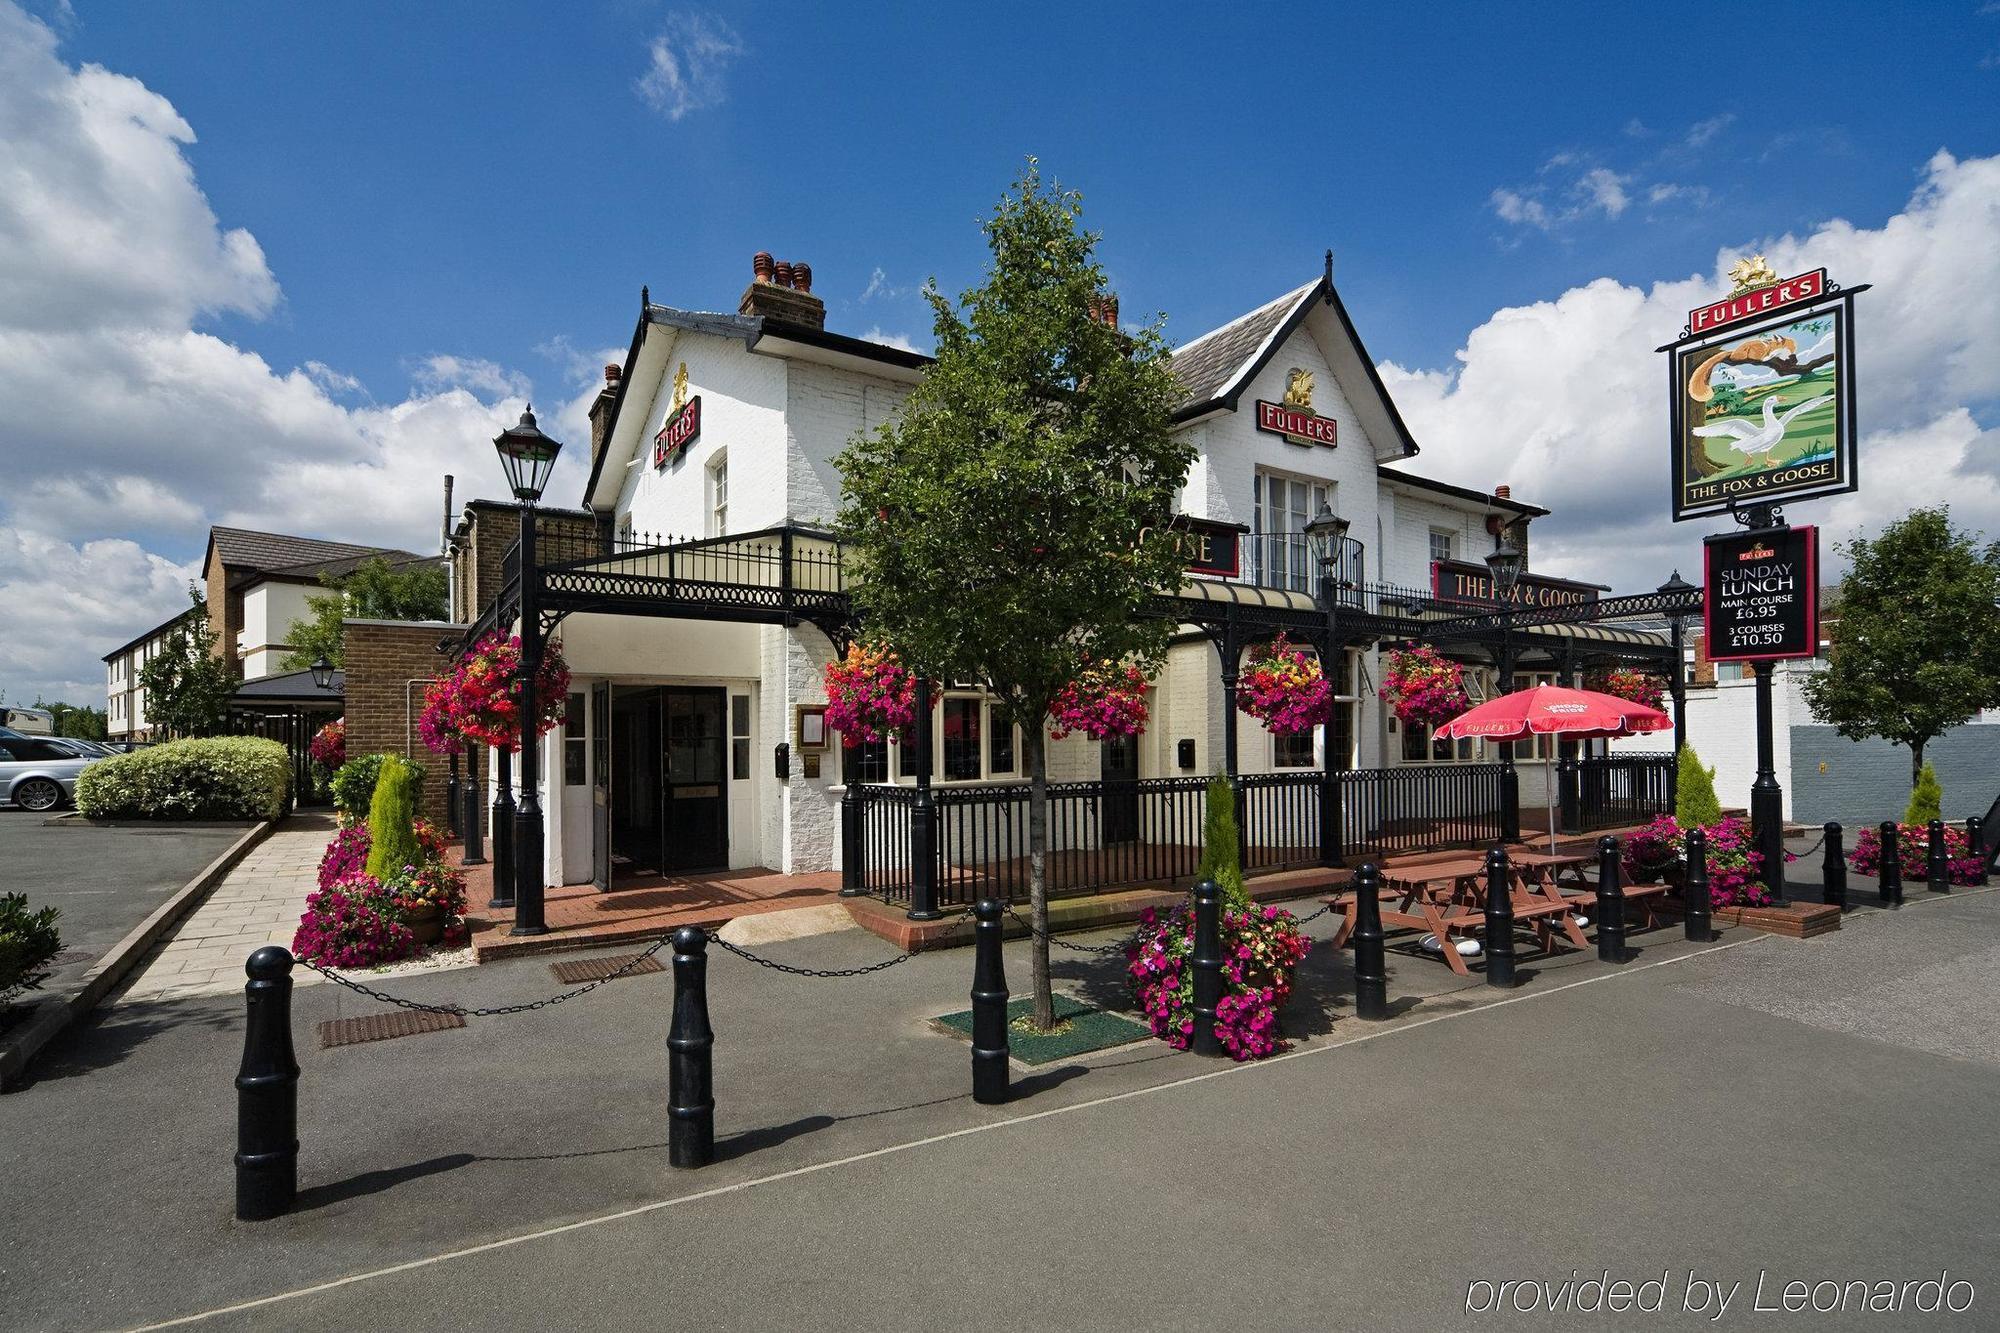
[1049,658,1149,741]
[823,641,922,747]
[1591,667,1667,712]
[1379,646,1471,733]
[430,633,570,753]
[308,718,346,773]
[1235,633,1334,736]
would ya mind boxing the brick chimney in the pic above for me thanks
[739,252,826,330]
[588,363,622,474]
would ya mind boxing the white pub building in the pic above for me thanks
[467,256,1674,913]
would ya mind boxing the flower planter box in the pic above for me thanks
[1712,902,1841,940]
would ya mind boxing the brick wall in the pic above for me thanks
[205,557,241,677]
[341,618,468,828]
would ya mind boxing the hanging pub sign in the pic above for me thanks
[1255,367,1338,448]
[1663,256,1865,522]
[653,360,702,468]
[1143,516,1246,578]
[1430,560,1601,610]
[1703,525,1819,661]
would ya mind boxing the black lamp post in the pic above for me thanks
[308,656,335,691]
[494,406,562,936]
[1484,540,1524,843]
[1656,570,1696,806]
[1304,504,1351,869]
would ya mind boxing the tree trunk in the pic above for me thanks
[1027,728,1054,1031]
[1911,740,1926,792]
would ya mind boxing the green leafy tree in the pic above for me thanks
[137,588,237,739]
[33,698,107,740]
[282,557,449,671]
[1904,762,1943,825]
[835,163,1194,1030]
[1802,507,2000,788]
[364,754,425,880]
[1676,746,1722,828]
[1195,774,1247,911]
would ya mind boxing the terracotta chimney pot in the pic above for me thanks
[773,260,794,289]
[603,364,621,384]
[1495,484,1512,499]
[793,262,812,294]
[753,252,775,284]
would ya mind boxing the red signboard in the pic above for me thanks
[652,395,701,468]
[1686,268,1826,336]
[1430,560,1601,610]
[1255,400,1338,447]
[1172,516,1243,578]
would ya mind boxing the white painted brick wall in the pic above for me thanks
[619,330,789,537]
[786,362,912,527]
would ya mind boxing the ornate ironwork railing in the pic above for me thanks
[1572,754,1674,832]
[849,763,1507,906]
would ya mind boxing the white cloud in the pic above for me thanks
[859,326,920,354]
[1386,150,2000,595]
[1490,187,1550,229]
[635,12,742,121]
[1684,114,1735,148]
[1578,167,1631,218]
[410,353,532,400]
[0,3,601,705]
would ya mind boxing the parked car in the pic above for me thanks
[0,736,97,812]
[45,737,115,758]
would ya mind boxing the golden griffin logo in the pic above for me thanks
[671,361,690,412]
[1282,367,1316,412]
[1727,255,1779,295]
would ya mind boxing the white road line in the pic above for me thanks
[136,935,1757,1330]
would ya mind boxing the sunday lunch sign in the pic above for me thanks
[1703,525,1818,662]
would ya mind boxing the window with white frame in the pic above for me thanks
[848,690,1024,786]
[1252,470,1332,593]
[706,452,728,537]
[1272,650,1359,769]
[1429,528,1456,566]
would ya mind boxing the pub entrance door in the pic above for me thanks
[662,687,728,872]
[1101,734,1140,845]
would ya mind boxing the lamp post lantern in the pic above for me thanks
[1484,541,1524,843]
[494,406,562,936]
[1304,504,1351,868]
[308,656,335,691]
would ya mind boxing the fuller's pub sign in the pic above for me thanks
[1664,256,1864,522]
[653,361,702,468]
[1255,368,1338,448]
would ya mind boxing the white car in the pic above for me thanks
[0,736,96,811]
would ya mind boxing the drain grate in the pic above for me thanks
[318,1009,465,1049]
[549,952,665,984]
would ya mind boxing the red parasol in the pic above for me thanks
[1439,685,1672,849]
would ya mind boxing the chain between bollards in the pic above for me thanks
[1927,818,1951,894]
[667,926,715,1170]
[1482,846,1516,989]
[1821,822,1847,911]
[1595,835,1630,964]
[1189,879,1223,1057]
[1683,828,1715,943]
[1351,862,1388,1020]
[235,946,299,1221]
[1878,820,1904,907]
[970,900,1009,1104]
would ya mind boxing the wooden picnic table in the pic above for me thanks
[1375,856,1591,977]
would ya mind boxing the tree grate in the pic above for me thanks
[549,953,665,984]
[318,1009,465,1049]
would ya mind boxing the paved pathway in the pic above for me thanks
[117,814,335,1000]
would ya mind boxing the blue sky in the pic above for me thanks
[2,1,1998,702]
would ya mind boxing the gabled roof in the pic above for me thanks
[204,527,417,581]
[1167,273,1422,460]
[258,548,431,582]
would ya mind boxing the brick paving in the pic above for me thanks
[118,812,337,1001]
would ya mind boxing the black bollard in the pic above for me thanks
[1683,828,1716,942]
[1970,816,1990,887]
[1877,821,1903,907]
[1822,822,1846,911]
[1352,863,1388,1021]
[667,926,715,1169]
[1482,846,1516,988]
[1927,818,1950,894]
[1190,879,1223,1057]
[970,899,1009,1104]
[235,946,299,1221]
[1595,835,1629,964]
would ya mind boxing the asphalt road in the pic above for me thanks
[2,872,1995,1330]
[0,814,246,997]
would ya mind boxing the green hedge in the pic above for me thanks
[74,736,292,821]
[331,753,387,820]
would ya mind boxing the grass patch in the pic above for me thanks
[934,993,1151,1065]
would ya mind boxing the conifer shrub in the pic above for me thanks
[1675,746,1722,828]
